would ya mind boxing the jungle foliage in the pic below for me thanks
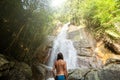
[59,0,120,41]
[0,0,120,64]
[53,0,120,41]
[0,0,53,64]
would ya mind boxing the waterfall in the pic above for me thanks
[48,22,77,69]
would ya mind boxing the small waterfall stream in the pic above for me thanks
[48,22,77,69]
[46,22,77,80]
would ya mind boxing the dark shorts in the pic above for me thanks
[55,75,65,80]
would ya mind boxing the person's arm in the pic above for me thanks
[64,61,68,80]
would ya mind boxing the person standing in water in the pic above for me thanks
[52,52,68,80]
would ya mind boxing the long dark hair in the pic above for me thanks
[57,52,64,60]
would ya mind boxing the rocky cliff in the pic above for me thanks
[45,25,120,80]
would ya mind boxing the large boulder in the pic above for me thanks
[77,56,101,68]
[32,63,48,80]
[0,54,32,80]
[68,68,90,80]
[0,54,14,78]
[74,41,93,57]
[85,63,120,80]
[7,62,32,80]
[47,36,55,47]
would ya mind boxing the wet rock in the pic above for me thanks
[68,29,81,41]
[77,56,103,69]
[74,41,93,57]
[47,36,55,47]
[77,56,93,68]
[32,63,46,80]
[0,54,9,71]
[0,54,15,78]
[105,58,120,66]
[85,64,120,80]
[0,54,32,80]
[1,62,32,80]
[68,68,90,80]
[78,47,92,57]
[85,69,100,80]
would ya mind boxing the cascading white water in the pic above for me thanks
[48,22,77,69]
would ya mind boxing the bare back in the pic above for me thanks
[52,53,68,80]
[55,59,66,75]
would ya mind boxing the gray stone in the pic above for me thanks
[85,64,120,80]
[0,54,32,80]
[8,62,32,80]
[32,63,46,80]
[68,68,90,80]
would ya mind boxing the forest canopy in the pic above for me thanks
[0,0,54,63]
[53,0,120,40]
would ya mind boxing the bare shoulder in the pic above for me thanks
[62,60,66,64]
[63,60,66,63]
[55,60,66,64]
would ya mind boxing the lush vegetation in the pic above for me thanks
[56,0,120,41]
[0,0,54,64]
[80,0,120,41]
[0,0,120,64]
